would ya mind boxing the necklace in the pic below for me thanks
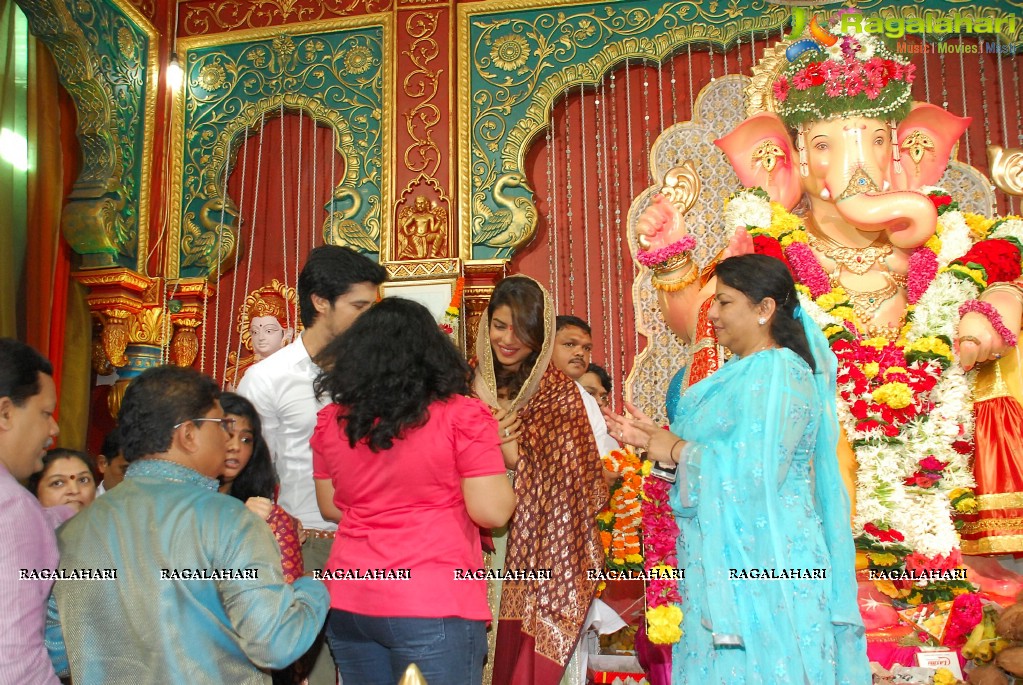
[805,220,893,276]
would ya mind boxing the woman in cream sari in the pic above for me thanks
[473,276,609,685]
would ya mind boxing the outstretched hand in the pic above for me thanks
[602,402,685,466]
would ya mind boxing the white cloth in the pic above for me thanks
[237,335,333,530]
[577,382,619,456]
[95,481,106,497]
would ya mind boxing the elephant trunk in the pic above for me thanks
[833,190,938,249]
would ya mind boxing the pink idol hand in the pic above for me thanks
[636,194,689,253]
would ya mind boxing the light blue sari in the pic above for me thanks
[668,310,870,684]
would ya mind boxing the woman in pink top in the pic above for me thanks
[311,297,516,685]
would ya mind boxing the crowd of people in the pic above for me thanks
[0,246,867,684]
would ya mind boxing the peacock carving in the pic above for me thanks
[471,172,537,256]
[181,196,240,276]
[325,187,378,253]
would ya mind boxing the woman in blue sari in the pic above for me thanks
[608,254,869,685]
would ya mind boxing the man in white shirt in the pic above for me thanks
[238,245,386,685]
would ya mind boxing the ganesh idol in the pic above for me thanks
[636,20,1023,600]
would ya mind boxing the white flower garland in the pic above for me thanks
[730,190,981,559]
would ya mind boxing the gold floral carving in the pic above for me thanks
[99,310,131,368]
[458,0,789,260]
[169,18,393,275]
[989,145,1023,197]
[402,10,442,178]
[170,325,200,368]
[181,0,392,35]
[660,161,701,219]
[18,0,158,270]
[92,335,114,376]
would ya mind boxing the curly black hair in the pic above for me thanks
[219,392,277,501]
[314,297,471,452]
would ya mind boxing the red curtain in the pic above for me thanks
[197,111,346,382]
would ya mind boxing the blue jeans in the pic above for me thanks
[326,610,487,685]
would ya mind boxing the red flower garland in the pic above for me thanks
[955,239,1023,284]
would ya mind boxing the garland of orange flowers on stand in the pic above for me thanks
[597,447,644,572]
[438,277,465,342]
[598,448,683,644]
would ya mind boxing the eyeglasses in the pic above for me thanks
[173,417,236,436]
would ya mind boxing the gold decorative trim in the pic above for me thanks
[168,13,394,277]
[73,268,152,292]
[975,492,1023,510]
[401,10,442,179]
[180,0,393,35]
[109,0,158,273]
[960,533,1023,555]
[960,517,1023,534]
[384,258,459,280]
[989,145,1023,197]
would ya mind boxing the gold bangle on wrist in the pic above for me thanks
[653,252,692,274]
[982,282,1023,309]
[651,261,698,293]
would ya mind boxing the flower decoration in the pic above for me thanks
[272,35,296,60]
[774,21,914,128]
[197,61,227,91]
[437,278,464,342]
[731,186,986,603]
[343,45,374,74]
[490,34,529,72]
[598,447,644,572]
[636,235,696,269]
[641,460,683,644]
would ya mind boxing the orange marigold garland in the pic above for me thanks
[598,447,644,572]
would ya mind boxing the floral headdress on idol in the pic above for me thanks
[771,19,916,129]
[237,279,300,352]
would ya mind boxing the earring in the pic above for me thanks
[758,317,767,325]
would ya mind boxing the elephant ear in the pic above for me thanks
[891,103,972,191]
[714,112,802,210]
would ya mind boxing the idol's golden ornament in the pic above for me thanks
[989,145,1023,197]
[397,195,448,260]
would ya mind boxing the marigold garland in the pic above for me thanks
[598,447,644,572]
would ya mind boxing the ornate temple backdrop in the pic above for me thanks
[3,0,1022,448]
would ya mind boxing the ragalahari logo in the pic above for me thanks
[783,7,838,62]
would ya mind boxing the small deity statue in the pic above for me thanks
[225,280,298,389]
[397,195,447,259]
